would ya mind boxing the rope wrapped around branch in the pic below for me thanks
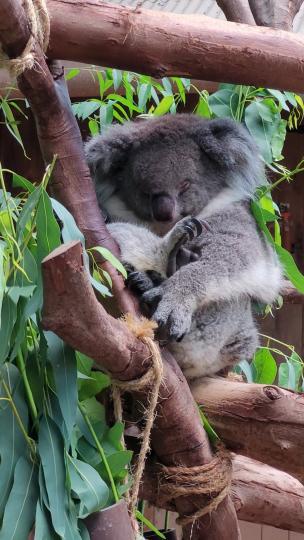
[112,314,163,515]
[158,443,232,527]
[0,0,50,75]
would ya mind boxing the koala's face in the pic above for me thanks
[118,139,215,226]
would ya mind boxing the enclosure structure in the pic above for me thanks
[1,1,304,540]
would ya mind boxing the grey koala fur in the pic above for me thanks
[85,114,283,380]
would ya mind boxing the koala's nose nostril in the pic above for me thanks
[151,193,175,222]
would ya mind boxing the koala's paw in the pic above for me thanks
[126,271,155,295]
[175,217,205,244]
[141,286,193,341]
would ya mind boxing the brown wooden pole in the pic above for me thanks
[45,0,304,93]
[192,377,304,482]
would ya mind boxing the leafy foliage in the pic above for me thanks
[0,167,133,539]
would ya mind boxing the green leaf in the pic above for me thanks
[90,246,127,278]
[208,88,238,118]
[196,96,211,118]
[72,101,100,121]
[17,185,42,242]
[100,103,113,126]
[97,451,132,480]
[0,364,29,519]
[36,190,61,262]
[0,457,38,540]
[34,501,58,540]
[136,510,165,539]
[7,285,36,304]
[0,296,18,364]
[106,94,141,112]
[244,101,276,163]
[90,275,112,297]
[153,95,174,116]
[65,68,80,81]
[112,69,123,91]
[76,352,94,377]
[267,89,290,112]
[78,371,111,400]
[88,119,100,136]
[51,198,85,246]
[45,332,77,441]
[275,244,304,293]
[252,348,277,384]
[137,83,151,111]
[68,456,109,517]
[0,244,5,327]
[12,173,35,193]
[236,359,253,383]
[38,416,66,537]
[1,99,26,154]
[172,77,186,104]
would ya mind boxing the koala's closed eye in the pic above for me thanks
[179,180,190,195]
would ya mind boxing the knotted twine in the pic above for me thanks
[0,0,50,76]
[158,442,232,527]
[112,314,163,520]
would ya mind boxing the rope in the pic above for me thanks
[112,314,163,518]
[158,443,232,527]
[0,0,50,76]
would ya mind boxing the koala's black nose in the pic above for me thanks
[151,193,175,222]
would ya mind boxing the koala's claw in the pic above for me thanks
[126,271,155,294]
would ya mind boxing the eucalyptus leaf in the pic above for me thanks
[252,348,277,384]
[153,95,174,116]
[36,190,61,263]
[237,359,253,383]
[0,364,29,519]
[78,371,110,400]
[45,332,77,441]
[90,246,127,278]
[38,416,66,537]
[0,296,18,364]
[0,457,38,540]
[34,500,58,540]
[68,456,109,517]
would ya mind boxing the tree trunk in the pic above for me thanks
[0,2,240,537]
[191,377,304,482]
[141,454,304,533]
[44,0,304,93]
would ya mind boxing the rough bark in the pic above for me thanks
[231,455,304,532]
[216,0,256,25]
[217,0,304,31]
[191,378,304,482]
[249,0,304,30]
[0,2,240,538]
[44,0,304,93]
[140,454,304,533]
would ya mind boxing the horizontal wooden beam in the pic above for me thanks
[192,377,304,482]
[45,1,304,93]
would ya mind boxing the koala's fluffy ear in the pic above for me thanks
[194,118,266,197]
[84,122,139,180]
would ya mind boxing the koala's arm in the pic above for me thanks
[143,206,283,340]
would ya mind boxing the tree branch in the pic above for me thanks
[42,0,304,93]
[249,0,304,31]
[216,0,256,25]
[192,377,304,482]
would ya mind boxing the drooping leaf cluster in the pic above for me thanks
[0,166,132,539]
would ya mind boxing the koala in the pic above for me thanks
[85,114,283,380]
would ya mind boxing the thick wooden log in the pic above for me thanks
[45,0,304,93]
[232,455,304,532]
[0,3,240,535]
[191,378,304,482]
[140,454,304,533]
